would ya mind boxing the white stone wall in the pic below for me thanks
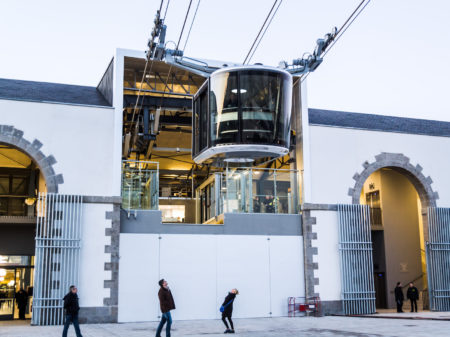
[307,125,450,206]
[0,98,118,196]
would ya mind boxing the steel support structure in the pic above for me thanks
[32,194,83,325]
[338,204,376,315]
[426,207,450,311]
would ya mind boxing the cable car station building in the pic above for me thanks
[1,46,450,325]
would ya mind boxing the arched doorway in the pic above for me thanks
[0,127,62,321]
[0,144,45,320]
[350,153,438,312]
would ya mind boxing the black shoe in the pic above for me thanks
[224,329,231,334]
[230,330,235,334]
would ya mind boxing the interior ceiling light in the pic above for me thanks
[25,198,36,206]
[231,88,247,94]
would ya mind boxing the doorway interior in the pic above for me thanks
[0,256,34,320]
[360,168,427,310]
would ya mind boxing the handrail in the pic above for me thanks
[402,273,426,289]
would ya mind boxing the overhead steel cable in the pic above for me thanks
[246,0,283,65]
[182,0,201,52]
[299,0,371,83]
[176,0,193,50]
[243,0,281,65]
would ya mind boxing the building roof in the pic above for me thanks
[0,78,111,107]
[308,108,450,138]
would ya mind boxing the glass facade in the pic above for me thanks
[196,168,299,223]
[193,67,292,160]
[121,161,159,211]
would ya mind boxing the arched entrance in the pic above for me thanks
[350,153,437,311]
[0,126,62,321]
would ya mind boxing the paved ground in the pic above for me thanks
[1,314,450,337]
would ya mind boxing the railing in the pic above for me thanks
[196,167,300,223]
[121,160,159,212]
[219,167,300,215]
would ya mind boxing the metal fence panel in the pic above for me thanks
[338,204,376,315]
[32,193,83,325]
[427,207,450,311]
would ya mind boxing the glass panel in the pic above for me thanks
[11,177,27,195]
[199,89,208,151]
[0,269,16,317]
[219,168,298,214]
[0,197,7,216]
[210,72,239,145]
[122,161,159,210]
[160,205,185,223]
[0,176,9,195]
[240,71,288,145]
[9,198,26,216]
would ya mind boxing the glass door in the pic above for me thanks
[0,268,16,320]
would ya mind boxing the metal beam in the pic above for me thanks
[124,95,192,110]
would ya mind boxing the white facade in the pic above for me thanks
[118,233,304,322]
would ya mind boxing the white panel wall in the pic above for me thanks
[78,203,113,307]
[0,99,118,196]
[217,236,271,318]
[160,235,217,320]
[269,236,304,316]
[118,234,160,322]
[308,126,450,206]
[311,210,341,302]
[118,233,304,323]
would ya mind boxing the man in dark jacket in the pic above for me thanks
[15,289,28,320]
[156,279,175,337]
[221,288,238,334]
[407,282,419,312]
[394,282,404,313]
[62,285,83,337]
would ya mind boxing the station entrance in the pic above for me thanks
[0,144,44,321]
[360,168,427,310]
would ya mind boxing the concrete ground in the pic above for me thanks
[1,314,450,337]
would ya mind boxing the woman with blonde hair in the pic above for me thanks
[220,288,239,334]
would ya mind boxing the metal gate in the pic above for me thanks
[337,204,376,315]
[426,207,450,311]
[32,194,83,325]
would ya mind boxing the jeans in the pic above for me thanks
[156,311,172,337]
[396,300,403,313]
[410,299,418,312]
[62,313,83,337]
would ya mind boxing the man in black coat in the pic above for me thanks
[221,289,238,334]
[15,289,28,320]
[62,285,83,337]
[394,282,404,313]
[156,279,176,337]
[407,282,419,312]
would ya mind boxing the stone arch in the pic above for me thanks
[0,125,63,193]
[348,152,438,241]
[349,152,438,209]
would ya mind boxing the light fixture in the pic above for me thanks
[25,198,36,206]
[0,277,4,282]
[0,269,6,277]
[231,89,247,94]
[145,74,156,79]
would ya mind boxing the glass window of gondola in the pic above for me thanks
[210,72,239,145]
[239,70,290,146]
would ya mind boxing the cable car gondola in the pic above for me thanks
[192,65,292,166]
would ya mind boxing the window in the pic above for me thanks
[210,72,239,145]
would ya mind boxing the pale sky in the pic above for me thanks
[1,0,449,121]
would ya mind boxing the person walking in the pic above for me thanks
[407,282,419,312]
[62,285,83,337]
[15,288,28,320]
[394,282,404,313]
[156,279,176,337]
[221,289,238,334]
